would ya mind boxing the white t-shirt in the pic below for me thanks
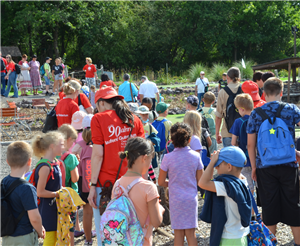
[214,179,250,239]
[195,77,209,93]
[139,80,159,98]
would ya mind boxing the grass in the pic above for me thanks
[166,114,185,124]
[8,90,43,96]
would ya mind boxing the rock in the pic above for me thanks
[165,89,174,95]
[160,89,166,94]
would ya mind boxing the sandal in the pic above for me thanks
[74,230,84,237]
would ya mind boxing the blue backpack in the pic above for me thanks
[40,64,45,76]
[146,125,161,152]
[152,118,167,151]
[254,103,296,167]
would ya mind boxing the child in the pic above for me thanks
[113,137,164,246]
[152,102,172,152]
[229,93,254,194]
[201,92,217,153]
[199,147,251,246]
[32,131,65,246]
[70,110,86,154]
[142,97,158,123]
[218,72,227,91]
[57,124,80,246]
[241,80,266,108]
[247,77,300,243]
[1,142,45,246]
[89,85,96,109]
[158,123,204,245]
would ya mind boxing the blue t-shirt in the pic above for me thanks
[118,81,138,102]
[246,101,300,169]
[1,175,37,237]
[229,115,250,167]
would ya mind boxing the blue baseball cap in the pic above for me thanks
[215,146,247,168]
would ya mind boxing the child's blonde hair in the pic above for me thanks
[234,93,254,111]
[86,57,92,63]
[203,91,216,105]
[183,111,202,139]
[32,131,65,158]
[58,124,78,140]
[63,80,81,95]
[7,141,32,168]
[82,128,92,143]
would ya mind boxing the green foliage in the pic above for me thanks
[210,63,227,82]
[233,60,255,80]
[188,63,208,82]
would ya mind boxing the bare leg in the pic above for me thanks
[46,84,49,92]
[267,224,276,236]
[53,80,58,93]
[75,210,81,231]
[174,229,185,246]
[185,228,197,246]
[70,231,74,246]
[291,226,300,244]
[83,204,93,241]
[59,79,63,89]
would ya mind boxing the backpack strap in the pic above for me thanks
[126,177,144,193]
[78,94,82,106]
[36,159,54,181]
[254,107,274,125]
[276,102,286,118]
[149,124,152,135]
[208,107,214,114]
[60,151,70,161]
[223,86,233,97]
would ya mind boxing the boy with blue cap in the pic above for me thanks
[199,146,251,246]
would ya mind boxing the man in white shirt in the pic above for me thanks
[139,76,160,110]
[195,71,209,109]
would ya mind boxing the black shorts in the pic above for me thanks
[78,177,89,204]
[256,165,300,226]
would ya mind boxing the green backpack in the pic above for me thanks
[201,108,216,136]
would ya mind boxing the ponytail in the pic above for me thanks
[227,67,240,83]
[63,80,81,95]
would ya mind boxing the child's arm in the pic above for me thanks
[70,166,79,183]
[196,169,204,184]
[206,135,212,147]
[247,133,257,182]
[147,198,164,228]
[36,166,59,198]
[71,143,82,156]
[28,208,45,239]
[231,134,238,146]
[198,150,220,192]
[158,169,168,187]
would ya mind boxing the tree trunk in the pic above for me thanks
[28,24,33,56]
[53,23,60,58]
[234,40,237,62]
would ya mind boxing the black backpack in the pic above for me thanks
[14,64,21,74]
[201,128,211,157]
[223,86,242,132]
[42,106,58,133]
[198,108,211,135]
[1,179,27,237]
[0,58,5,71]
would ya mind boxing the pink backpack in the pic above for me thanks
[78,140,93,192]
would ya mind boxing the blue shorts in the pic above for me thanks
[55,74,63,81]
[44,76,50,85]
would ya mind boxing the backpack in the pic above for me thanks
[28,159,55,205]
[14,64,21,75]
[42,106,58,133]
[1,179,27,237]
[78,140,93,193]
[199,108,215,136]
[152,118,167,151]
[147,124,161,152]
[238,117,249,157]
[0,58,5,71]
[100,178,146,245]
[59,152,70,187]
[201,128,211,158]
[254,103,296,167]
[223,86,242,132]
[40,64,45,76]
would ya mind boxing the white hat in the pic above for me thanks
[138,105,151,115]
[82,114,93,129]
[200,71,205,75]
[71,111,87,130]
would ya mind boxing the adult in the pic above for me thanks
[56,80,80,127]
[60,77,93,114]
[0,51,7,96]
[215,67,242,147]
[52,58,64,95]
[218,73,227,92]
[58,57,66,79]
[44,57,53,96]
[29,55,42,95]
[195,71,209,109]
[118,73,138,103]
[139,76,160,110]
[99,73,116,89]
[18,54,32,96]
[83,57,97,90]
[88,86,144,242]
[3,55,18,98]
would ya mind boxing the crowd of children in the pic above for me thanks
[2,69,300,246]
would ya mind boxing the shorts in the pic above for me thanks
[55,74,63,81]
[43,231,56,246]
[241,166,254,191]
[44,76,50,85]
[219,236,247,246]
[2,231,38,246]
[85,77,96,88]
[69,211,77,232]
[256,165,300,226]
[78,176,89,204]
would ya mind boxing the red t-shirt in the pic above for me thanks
[6,62,15,72]
[1,57,7,73]
[83,64,96,78]
[254,99,266,108]
[91,111,145,186]
[18,60,28,65]
[100,80,116,88]
[59,93,92,109]
[59,91,65,100]
[56,98,80,127]
[261,92,265,101]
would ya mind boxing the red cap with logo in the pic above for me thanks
[242,80,261,101]
[94,86,124,104]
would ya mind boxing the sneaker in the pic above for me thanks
[45,91,49,96]
[84,240,93,245]
[74,230,84,237]
[49,92,55,96]
[84,230,96,239]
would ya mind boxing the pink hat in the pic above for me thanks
[71,111,87,130]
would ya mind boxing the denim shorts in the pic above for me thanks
[55,74,63,80]
[241,166,254,191]
[44,76,51,85]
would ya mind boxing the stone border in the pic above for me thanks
[1,140,31,146]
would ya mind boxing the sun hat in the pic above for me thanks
[156,102,170,114]
[45,57,52,61]
[241,80,261,101]
[128,103,142,114]
[138,105,151,115]
[71,111,87,130]
[186,95,199,107]
[82,114,93,129]
[200,71,205,75]
[94,86,124,104]
[215,146,247,168]
[32,55,37,58]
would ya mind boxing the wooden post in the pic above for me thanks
[287,62,291,103]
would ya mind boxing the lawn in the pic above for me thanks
[166,114,185,124]
[8,90,43,96]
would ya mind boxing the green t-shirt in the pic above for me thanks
[63,154,79,193]
[44,63,51,76]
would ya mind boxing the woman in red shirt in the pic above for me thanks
[18,54,32,96]
[83,57,97,91]
[87,87,144,239]
[56,80,81,127]
[100,73,117,89]
[3,54,18,98]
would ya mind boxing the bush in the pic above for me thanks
[210,63,227,82]
[233,59,255,80]
[188,63,208,82]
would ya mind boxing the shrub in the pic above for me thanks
[210,63,227,82]
[233,59,255,80]
[188,63,209,82]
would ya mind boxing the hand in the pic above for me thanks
[88,186,97,209]
[75,154,80,162]
[38,226,46,239]
[251,168,257,182]
[296,150,300,163]
[210,150,220,165]
[217,133,222,144]
[153,180,157,184]
[4,76,8,80]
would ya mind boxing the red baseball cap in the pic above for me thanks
[242,80,261,101]
[94,86,124,104]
